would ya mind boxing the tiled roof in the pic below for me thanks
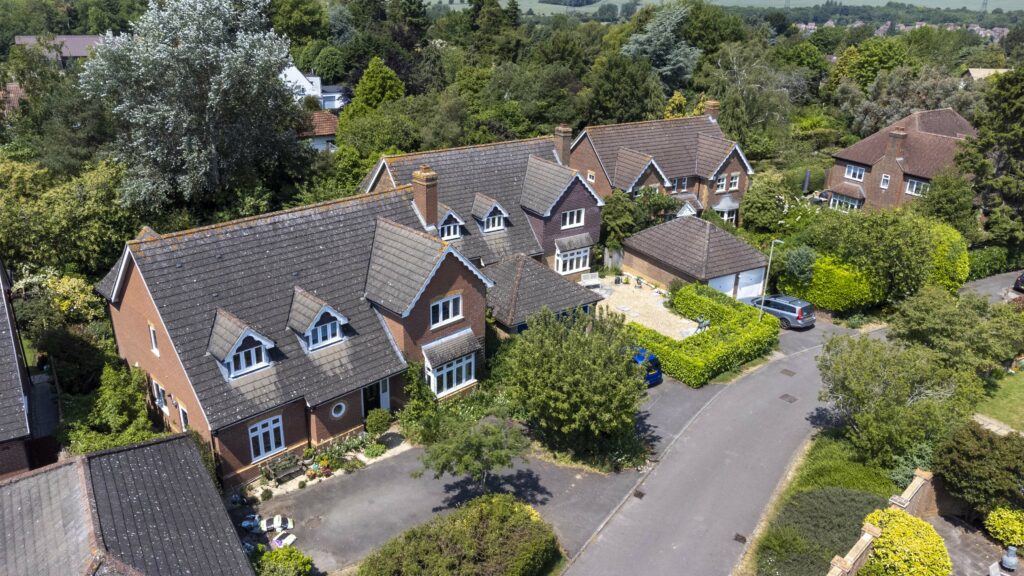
[612,147,655,190]
[471,192,506,221]
[833,109,976,179]
[0,435,254,576]
[486,254,603,328]
[623,216,766,281]
[287,286,334,334]
[520,155,578,216]
[829,181,866,200]
[298,110,337,138]
[421,328,481,367]
[675,192,703,212]
[964,68,1010,80]
[97,191,419,429]
[14,35,100,58]
[554,232,594,252]
[579,116,744,182]
[371,138,557,265]
[0,259,29,442]
[206,308,251,362]
[365,218,450,316]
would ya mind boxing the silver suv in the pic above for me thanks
[744,294,815,329]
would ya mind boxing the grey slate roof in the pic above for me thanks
[365,217,451,316]
[0,435,254,576]
[623,216,767,281]
[421,328,481,367]
[520,155,579,216]
[486,254,603,329]
[675,192,703,213]
[370,138,561,265]
[287,286,335,334]
[98,191,419,429]
[612,147,655,190]
[471,193,506,220]
[580,116,746,182]
[554,232,595,252]
[0,260,29,443]
[206,308,252,362]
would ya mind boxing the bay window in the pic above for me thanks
[428,354,476,397]
[556,246,590,275]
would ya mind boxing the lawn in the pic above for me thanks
[977,370,1024,431]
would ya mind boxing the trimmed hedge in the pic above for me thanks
[357,494,560,576]
[790,436,898,499]
[967,245,1024,281]
[777,256,882,313]
[630,284,779,387]
[985,507,1024,546]
[927,222,970,292]
[862,508,952,576]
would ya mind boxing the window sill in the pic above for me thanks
[844,178,864,183]
[560,223,584,231]
[250,445,287,465]
[435,379,478,399]
[229,363,271,380]
[430,315,464,331]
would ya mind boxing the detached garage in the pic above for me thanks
[621,216,768,299]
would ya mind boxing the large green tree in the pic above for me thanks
[419,417,529,487]
[269,0,327,44]
[740,170,790,233]
[934,421,1024,517]
[578,53,664,126]
[620,1,701,92]
[912,169,981,244]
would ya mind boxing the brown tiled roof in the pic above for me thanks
[486,254,602,329]
[612,147,655,190]
[833,109,976,179]
[298,110,337,138]
[829,181,866,200]
[14,35,100,58]
[622,216,766,281]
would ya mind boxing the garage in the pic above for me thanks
[620,216,767,299]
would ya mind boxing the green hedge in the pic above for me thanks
[862,508,951,576]
[967,245,1024,280]
[927,222,970,293]
[985,507,1024,547]
[358,494,560,576]
[777,256,883,313]
[630,285,779,387]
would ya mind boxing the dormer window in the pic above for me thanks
[306,310,345,350]
[439,222,461,240]
[484,210,505,232]
[230,335,269,377]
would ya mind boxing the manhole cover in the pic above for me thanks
[780,368,797,377]
[780,394,798,404]
[734,533,747,543]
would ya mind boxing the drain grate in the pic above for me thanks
[779,394,798,404]
[734,533,748,544]
[633,489,646,499]
[780,368,797,377]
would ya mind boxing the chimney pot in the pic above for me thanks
[554,123,573,166]
[412,164,438,227]
[705,99,721,121]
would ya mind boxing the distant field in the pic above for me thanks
[453,0,1012,16]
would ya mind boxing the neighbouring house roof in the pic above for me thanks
[622,216,767,281]
[675,192,703,214]
[519,155,589,216]
[486,254,603,329]
[364,137,561,265]
[0,259,29,443]
[554,232,594,253]
[833,108,976,180]
[963,67,1010,80]
[829,181,866,200]
[421,328,481,367]
[0,435,254,576]
[576,116,752,185]
[298,110,337,138]
[97,191,428,430]
[14,35,100,58]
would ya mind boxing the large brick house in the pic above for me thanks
[822,108,976,211]
[362,136,605,278]
[96,187,493,485]
[563,106,754,226]
[0,259,32,480]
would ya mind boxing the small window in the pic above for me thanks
[560,208,585,229]
[715,175,727,192]
[229,336,269,378]
[844,164,865,182]
[586,170,596,183]
[556,247,590,275]
[331,401,346,419]
[430,295,463,329]
[307,311,344,350]
[905,178,930,196]
[179,406,189,429]
[248,415,285,462]
[880,174,891,189]
[439,222,461,240]
[716,209,738,225]
[674,177,688,192]
[729,173,740,191]
[483,210,505,232]
[153,381,168,414]
[149,324,159,355]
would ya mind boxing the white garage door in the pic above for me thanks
[736,268,766,300]
[708,274,736,297]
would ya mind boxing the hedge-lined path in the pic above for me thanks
[565,321,854,576]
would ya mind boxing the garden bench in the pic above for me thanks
[579,272,601,288]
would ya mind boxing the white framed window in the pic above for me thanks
[729,173,740,190]
[880,174,891,189]
[586,170,596,183]
[716,209,738,225]
[483,211,505,232]
[430,295,463,329]
[556,247,590,275]
[248,415,285,463]
[229,336,269,378]
[330,401,346,419]
[674,177,688,192]
[179,406,189,429]
[153,381,168,414]
[829,194,862,212]
[307,312,344,350]
[149,324,159,356]
[715,175,727,192]
[428,353,476,397]
[439,222,461,240]
[560,208,585,229]
[844,164,866,182]
[905,178,930,196]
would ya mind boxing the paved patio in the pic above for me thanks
[596,278,697,339]
[924,514,1004,576]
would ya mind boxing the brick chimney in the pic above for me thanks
[705,100,721,121]
[554,123,573,166]
[412,164,438,227]
[886,127,907,158]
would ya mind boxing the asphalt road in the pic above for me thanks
[565,321,852,576]
[960,269,1023,304]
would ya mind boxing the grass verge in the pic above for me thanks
[977,370,1024,431]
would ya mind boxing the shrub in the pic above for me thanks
[260,487,273,502]
[364,408,391,440]
[985,507,1024,546]
[363,442,386,459]
[256,546,313,576]
[926,222,970,292]
[862,508,951,576]
[791,436,898,498]
[968,246,1009,280]
[358,494,560,576]
[777,256,882,313]
[298,480,306,489]
[783,245,817,285]
[934,421,1024,515]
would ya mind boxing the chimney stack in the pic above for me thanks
[554,123,573,166]
[412,164,438,227]
[705,100,721,121]
[886,127,907,158]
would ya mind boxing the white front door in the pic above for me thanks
[736,268,766,300]
[708,274,736,297]
[379,378,390,412]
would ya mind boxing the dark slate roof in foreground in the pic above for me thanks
[369,137,558,265]
[287,286,332,334]
[421,328,481,367]
[623,216,766,281]
[365,218,451,316]
[0,259,29,442]
[0,435,254,576]
[520,155,578,216]
[99,191,419,429]
[486,254,603,328]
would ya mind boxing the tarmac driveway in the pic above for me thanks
[960,269,1023,304]
[257,377,721,573]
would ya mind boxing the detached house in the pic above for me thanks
[822,109,976,211]
[362,135,605,278]
[97,187,492,485]
[564,104,754,225]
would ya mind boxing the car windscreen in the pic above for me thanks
[800,305,814,315]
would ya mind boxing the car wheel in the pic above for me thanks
[780,318,791,330]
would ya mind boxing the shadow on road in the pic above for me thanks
[435,468,553,511]
[636,409,664,454]
[806,406,843,429]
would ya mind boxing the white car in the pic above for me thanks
[271,530,298,549]
[259,515,295,533]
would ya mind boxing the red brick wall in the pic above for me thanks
[107,257,210,440]
[621,248,698,289]
[826,159,915,210]
[528,179,603,258]
[214,400,308,485]
[633,164,667,193]
[0,439,28,480]
[310,389,364,446]
[569,134,614,198]
[702,152,749,219]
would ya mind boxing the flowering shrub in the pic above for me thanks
[985,507,1024,546]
